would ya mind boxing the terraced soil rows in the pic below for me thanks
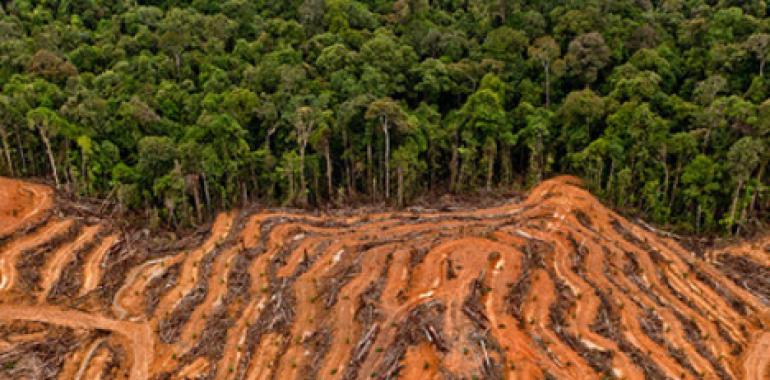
[0,175,768,379]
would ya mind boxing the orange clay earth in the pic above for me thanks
[0,175,767,380]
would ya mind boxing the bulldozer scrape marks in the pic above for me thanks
[0,176,768,380]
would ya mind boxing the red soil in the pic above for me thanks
[0,175,768,380]
[0,177,51,237]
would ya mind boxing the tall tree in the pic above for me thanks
[725,137,763,232]
[0,96,17,176]
[746,33,770,76]
[310,110,335,201]
[566,32,611,88]
[292,106,318,204]
[365,98,409,200]
[26,108,66,189]
[528,36,562,107]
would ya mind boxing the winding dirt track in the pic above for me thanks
[0,175,768,379]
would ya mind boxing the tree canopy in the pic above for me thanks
[1,0,769,234]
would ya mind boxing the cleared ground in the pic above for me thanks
[0,176,768,380]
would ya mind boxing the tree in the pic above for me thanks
[412,59,455,104]
[138,136,178,182]
[682,155,720,233]
[3,0,770,235]
[454,74,507,191]
[186,114,251,208]
[26,108,67,189]
[360,29,418,95]
[528,36,562,107]
[746,33,770,76]
[292,106,318,204]
[299,0,325,33]
[517,103,553,183]
[693,75,728,106]
[558,89,604,155]
[26,50,77,83]
[310,110,335,201]
[0,95,18,175]
[483,26,528,64]
[392,123,425,207]
[365,98,409,200]
[725,137,763,232]
[666,132,698,210]
[566,32,611,87]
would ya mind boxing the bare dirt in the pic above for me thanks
[0,175,768,379]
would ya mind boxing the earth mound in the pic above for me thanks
[0,176,768,380]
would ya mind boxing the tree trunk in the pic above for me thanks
[397,165,404,208]
[740,181,753,227]
[191,175,202,223]
[312,169,320,205]
[450,136,459,192]
[343,128,352,196]
[729,179,744,233]
[250,165,259,200]
[325,143,333,200]
[457,155,467,192]
[264,124,278,153]
[299,145,307,204]
[367,141,374,200]
[607,159,615,198]
[287,160,295,202]
[383,119,390,199]
[544,62,550,108]
[239,180,247,206]
[749,160,767,220]
[30,144,38,177]
[80,149,88,194]
[38,128,59,189]
[166,198,177,229]
[0,127,13,176]
[63,142,72,191]
[696,203,702,234]
[486,151,494,191]
[536,133,545,181]
[670,160,682,209]
[500,144,511,185]
[174,52,181,76]
[663,158,671,202]
[427,141,433,190]
[202,172,211,214]
[15,125,26,174]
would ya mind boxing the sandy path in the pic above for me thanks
[148,212,235,377]
[152,212,234,321]
[38,224,101,301]
[0,305,151,380]
[72,338,105,380]
[0,219,73,291]
[112,255,177,319]
[78,344,111,380]
[80,234,118,296]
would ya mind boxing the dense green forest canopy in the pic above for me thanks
[1,0,769,234]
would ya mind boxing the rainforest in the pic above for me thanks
[2,2,770,379]
[1,0,769,234]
